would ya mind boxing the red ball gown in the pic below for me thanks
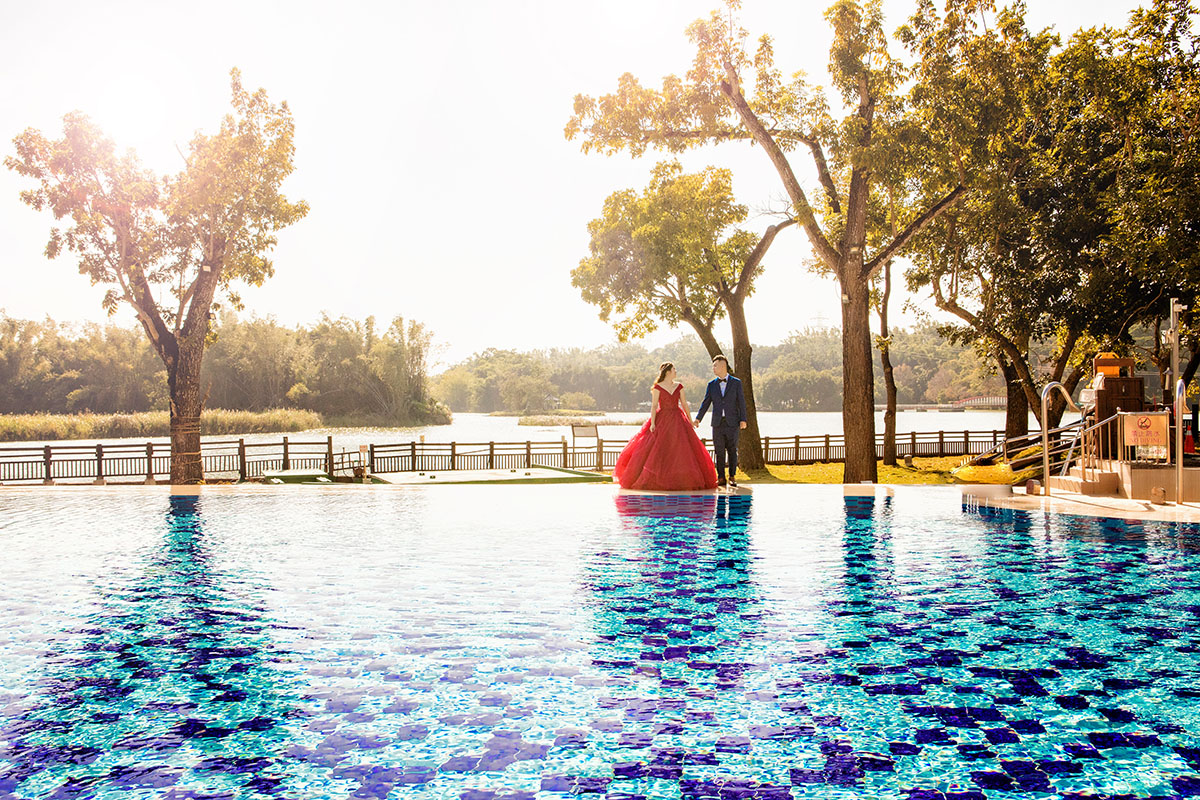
[614,384,719,491]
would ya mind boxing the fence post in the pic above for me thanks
[526,440,532,469]
[368,444,375,475]
[325,436,334,480]
[595,439,602,472]
[282,436,290,471]
[794,435,800,464]
[410,441,417,471]
[489,442,495,469]
[561,438,568,469]
[146,442,156,484]
[963,430,969,455]
[764,436,770,465]
[450,441,457,471]
[824,434,830,462]
[910,431,917,455]
[237,439,247,482]
[993,430,999,446]
[94,444,105,485]
[938,430,945,456]
[43,445,53,485]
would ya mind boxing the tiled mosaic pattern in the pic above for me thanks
[2,488,1200,798]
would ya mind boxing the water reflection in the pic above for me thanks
[0,496,303,799]
[592,493,761,689]
[568,494,799,794]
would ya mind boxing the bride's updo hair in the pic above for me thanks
[656,362,674,384]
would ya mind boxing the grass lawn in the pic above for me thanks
[736,457,1014,485]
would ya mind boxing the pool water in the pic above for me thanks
[2,486,1200,799]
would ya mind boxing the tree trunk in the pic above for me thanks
[682,312,724,362]
[879,259,897,466]
[880,346,897,466]
[725,297,764,471]
[168,342,206,484]
[999,356,1029,440]
[1181,340,1200,390]
[841,278,878,483]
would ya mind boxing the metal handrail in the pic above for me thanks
[1041,382,1081,500]
[1002,419,1083,462]
[1056,413,1120,485]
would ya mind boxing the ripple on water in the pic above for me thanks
[1,486,1200,799]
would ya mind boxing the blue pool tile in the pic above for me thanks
[970,771,1016,791]
[7,489,1200,799]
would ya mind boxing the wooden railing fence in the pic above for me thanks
[0,429,1002,484]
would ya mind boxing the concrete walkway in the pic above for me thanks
[960,483,1200,523]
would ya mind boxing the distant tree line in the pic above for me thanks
[0,313,447,425]
[433,325,1009,414]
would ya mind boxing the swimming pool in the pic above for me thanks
[1,485,1199,799]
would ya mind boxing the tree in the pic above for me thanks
[203,313,307,411]
[903,1,1198,431]
[574,161,790,468]
[1099,0,1200,397]
[560,391,597,410]
[7,70,307,481]
[302,315,440,422]
[567,0,966,482]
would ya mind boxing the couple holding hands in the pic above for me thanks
[614,355,747,492]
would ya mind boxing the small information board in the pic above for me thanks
[1121,411,1169,460]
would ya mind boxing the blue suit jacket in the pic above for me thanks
[695,375,747,428]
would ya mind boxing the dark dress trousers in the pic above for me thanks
[695,375,747,479]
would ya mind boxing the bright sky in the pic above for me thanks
[0,0,1144,368]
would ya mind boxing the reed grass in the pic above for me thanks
[0,408,324,443]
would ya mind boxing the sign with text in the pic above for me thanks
[1122,412,1169,456]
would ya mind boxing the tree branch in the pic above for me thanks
[733,219,796,300]
[796,135,841,214]
[719,62,840,268]
[864,184,968,280]
[126,264,177,368]
[701,247,731,294]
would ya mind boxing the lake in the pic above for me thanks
[6,409,1049,454]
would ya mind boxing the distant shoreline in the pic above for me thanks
[0,408,450,443]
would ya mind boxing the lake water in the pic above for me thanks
[2,410,1051,453]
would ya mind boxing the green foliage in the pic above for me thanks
[0,312,445,425]
[559,391,597,410]
[0,317,165,414]
[574,162,754,342]
[5,68,308,395]
[434,325,1001,413]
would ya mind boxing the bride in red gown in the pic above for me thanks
[614,362,719,491]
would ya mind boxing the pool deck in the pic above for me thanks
[6,478,1200,524]
[960,483,1200,523]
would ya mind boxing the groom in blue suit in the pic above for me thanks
[694,355,747,488]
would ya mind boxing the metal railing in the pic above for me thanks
[0,428,1005,484]
[1056,413,1120,485]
